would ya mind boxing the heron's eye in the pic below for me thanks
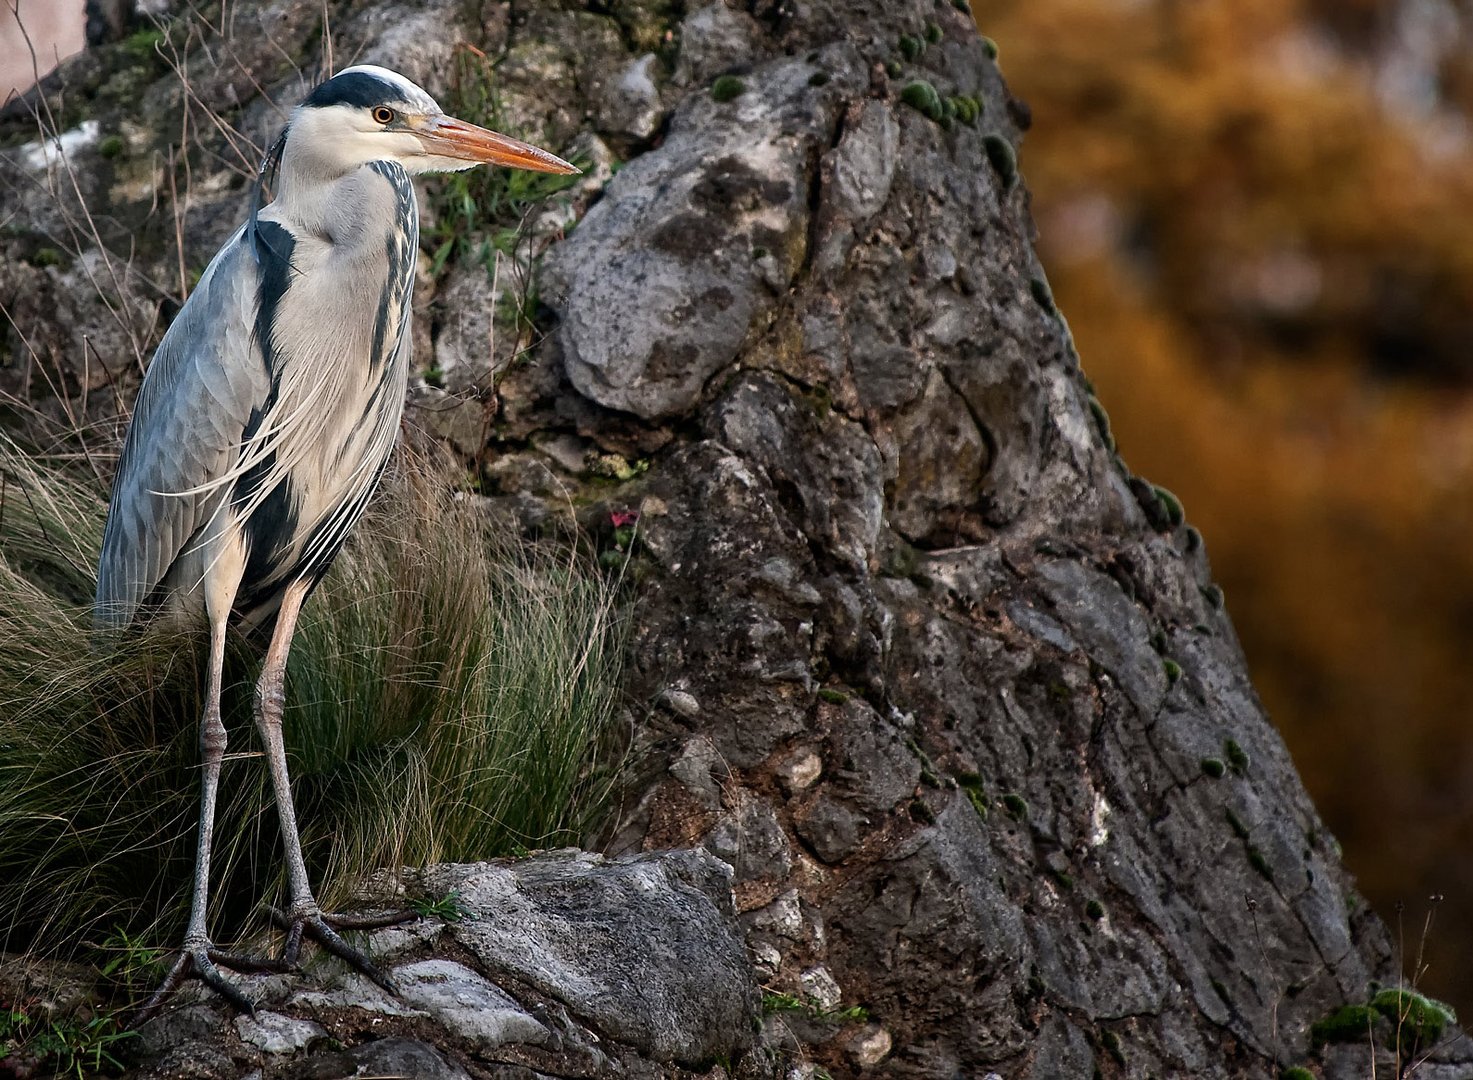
[372,106,396,126]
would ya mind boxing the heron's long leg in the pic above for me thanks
[189,613,230,947]
[254,578,397,992]
[254,578,314,908]
[140,608,263,1018]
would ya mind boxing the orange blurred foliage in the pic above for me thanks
[977,0,1473,1009]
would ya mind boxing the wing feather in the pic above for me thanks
[94,229,271,628]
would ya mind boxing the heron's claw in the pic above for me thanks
[134,943,267,1024]
[266,905,407,995]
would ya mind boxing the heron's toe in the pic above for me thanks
[134,944,258,1024]
[267,905,401,996]
[189,947,258,1014]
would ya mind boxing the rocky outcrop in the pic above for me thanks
[135,851,764,1078]
[1,1,1463,1077]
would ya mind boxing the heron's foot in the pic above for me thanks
[266,905,407,995]
[134,942,291,1023]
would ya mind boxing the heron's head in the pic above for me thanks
[285,64,577,179]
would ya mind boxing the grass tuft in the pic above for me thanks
[760,990,868,1024]
[0,437,625,986]
[0,1009,135,1079]
[411,891,468,923]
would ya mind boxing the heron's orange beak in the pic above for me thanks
[418,115,578,174]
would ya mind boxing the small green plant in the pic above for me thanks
[924,22,943,43]
[905,737,942,788]
[493,270,546,341]
[1003,793,1029,820]
[1200,757,1226,778]
[1029,275,1055,313]
[817,688,849,704]
[589,454,649,482]
[898,34,924,61]
[97,925,168,994]
[983,133,1018,190]
[942,95,978,125]
[1308,988,1456,1059]
[1153,485,1184,526]
[1085,899,1105,920]
[760,991,868,1024]
[1311,1003,1379,1048]
[1087,396,1114,448]
[1163,658,1182,684]
[762,990,805,1014]
[425,48,583,279]
[0,1010,136,1079]
[711,75,746,103]
[122,27,164,59]
[957,772,988,820]
[900,80,944,123]
[1224,737,1250,774]
[1370,987,1456,1051]
[411,892,467,923]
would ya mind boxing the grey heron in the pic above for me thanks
[93,64,576,1012]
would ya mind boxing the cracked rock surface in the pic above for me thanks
[133,851,761,1078]
[3,0,1462,1077]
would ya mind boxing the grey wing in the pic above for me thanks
[94,229,270,629]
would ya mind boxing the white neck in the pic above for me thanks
[270,133,416,247]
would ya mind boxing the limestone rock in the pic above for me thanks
[596,53,665,141]
[129,850,763,1078]
[234,1011,326,1055]
[415,850,758,1067]
[392,959,551,1050]
[543,54,853,419]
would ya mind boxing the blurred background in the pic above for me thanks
[975,0,1473,1014]
[1,2,83,103]
[7,0,1473,1016]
